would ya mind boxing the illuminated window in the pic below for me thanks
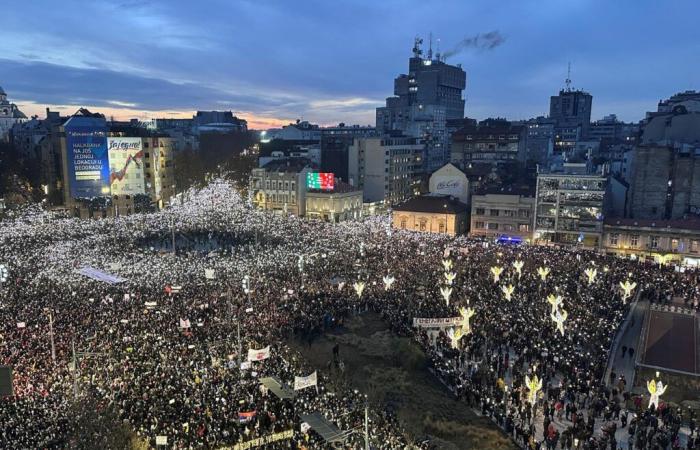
[650,235,659,249]
[630,235,639,247]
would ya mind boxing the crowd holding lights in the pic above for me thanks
[0,179,698,449]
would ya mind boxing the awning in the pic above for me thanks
[259,377,295,399]
[299,412,347,443]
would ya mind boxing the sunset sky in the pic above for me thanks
[2,0,698,129]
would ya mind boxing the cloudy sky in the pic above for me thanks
[1,0,698,129]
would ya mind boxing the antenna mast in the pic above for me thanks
[427,32,433,60]
[565,62,572,91]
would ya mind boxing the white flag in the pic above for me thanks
[179,318,191,329]
[294,371,318,391]
[247,346,271,362]
[17,322,26,329]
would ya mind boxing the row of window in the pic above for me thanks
[607,233,700,252]
[474,208,530,218]
[474,222,530,232]
[399,219,447,233]
[263,180,296,190]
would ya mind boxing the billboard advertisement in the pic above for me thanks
[108,137,145,195]
[65,118,109,198]
[306,172,335,190]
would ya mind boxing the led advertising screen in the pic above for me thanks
[65,118,110,198]
[108,137,146,195]
[306,172,335,190]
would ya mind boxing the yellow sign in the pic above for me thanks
[223,429,294,450]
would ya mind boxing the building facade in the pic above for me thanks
[376,38,466,172]
[0,86,27,141]
[250,158,313,216]
[392,195,468,236]
[428,163,469,204]
[603,218,700,266]
[305,183,363,222]
[348,137,423,204]
[470,188,535,241]
[450,118,527,166]
[534,167,607,248]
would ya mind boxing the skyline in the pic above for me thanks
[2,0,699,129]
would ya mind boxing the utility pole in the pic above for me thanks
[48,310,56,364]
[364,399,369,450]
[72,338,78,398]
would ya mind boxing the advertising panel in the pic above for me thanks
[65,119,109,198]
[432,176,464,198]
[306,172,335,190]
[108,137,145,195]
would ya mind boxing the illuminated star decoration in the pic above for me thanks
[490,266,504,283]
[353,281,366,298]
[584,268,597,285]
[546,294,563,313]
[447,326,464,349]
[459,306,476,335]
[440,286,453,306]
[444,271,457,286]
[382,274,395,291]
[647,379,667,409]
[501,284,515,301]
[550,307,568,335]
[513,260,524,278]
[537,266,550,282]
[442,259,453,271]
[620,280,637,302]
[525,374,542,405]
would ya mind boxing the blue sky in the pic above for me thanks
[1,0,698,128]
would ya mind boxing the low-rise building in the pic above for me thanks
[428,163,469,205]
[450,118,527,166]
[603,218,700,266]
[305,181,363,222]
[250,158,313,216]
[392,195,468,236]
[470,186,535,241]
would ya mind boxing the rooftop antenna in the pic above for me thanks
[412,36,423,58]
[427,32,433,60]
[565,62,572,91]
[436,38,441,62]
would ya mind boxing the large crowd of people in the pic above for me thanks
[0,179,697,449]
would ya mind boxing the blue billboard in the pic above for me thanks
[64,116,110,199]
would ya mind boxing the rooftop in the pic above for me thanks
[393,195,468,214]
[605,217,700,232]
[261,157,315,173]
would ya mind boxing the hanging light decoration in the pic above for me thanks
[459,306,476,335]
[353,281,366,298]
[382,274,395,291]
[620,280,637,301]
[550,307,568,336]
[537,266,550,282]
[513,260,524,278]
[490,266,504,283]
[546,294,563,313]
[501,284,515,301]
[584,268,597,285]
[440,286,453,306]
[647,379,667,409]
[525,374,542,405]
[447,326,464,350]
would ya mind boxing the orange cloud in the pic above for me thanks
[16,101,291,130]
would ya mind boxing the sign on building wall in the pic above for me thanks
[306,172,334,190]
[65,121,110,198]
[108,137,146,195]
[432,176,465,198]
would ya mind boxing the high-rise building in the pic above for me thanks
[376,37,466,173]
[320,125,376,183]
[549,70,592,154]
[450,118,527,166]
[348,136,423,204]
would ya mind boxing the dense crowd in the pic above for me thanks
[0,179,698,449]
